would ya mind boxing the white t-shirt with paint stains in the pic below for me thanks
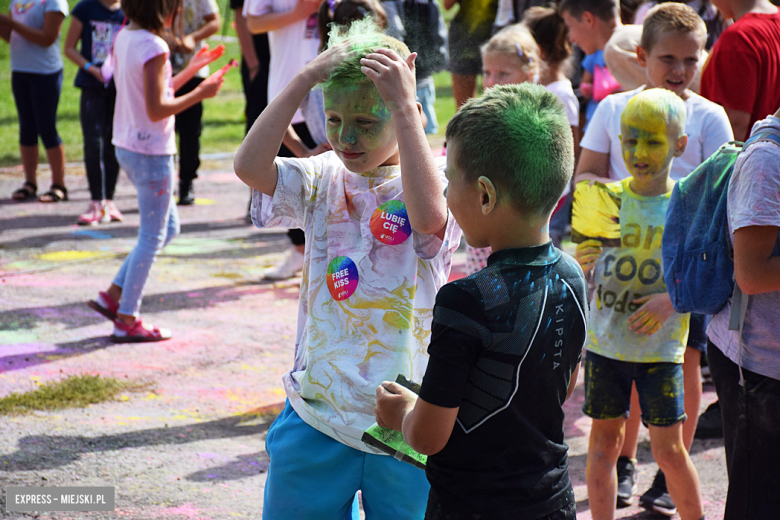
[582,178,690,363]
[252,151,461,452]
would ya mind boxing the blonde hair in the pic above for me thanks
[481,24,540,79]
[621,88,687,137]
[640,2,707,53]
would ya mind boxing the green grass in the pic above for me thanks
[0,374,142,414]
[0,0,459,167]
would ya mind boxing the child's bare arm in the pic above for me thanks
[733,225,780,295]
[361,49,448,238]
[234,43,352,195]
[566,362,580,401]
[627,292,676,336]
[145,54,224,122]
[574,149,612,185]
[375,382,458,456]
[245,0,319,34]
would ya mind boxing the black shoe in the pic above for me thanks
[616,456,637,508]
[695,401,723,439]
[178,180,194,205]
[639,470,677,517]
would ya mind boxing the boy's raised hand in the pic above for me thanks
[575,239,602,273]
[360,49,418,113]
[627,292,676,336]
[302,41,357,85]
[375,381,418,432]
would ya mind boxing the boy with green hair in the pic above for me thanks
[574,88,704,520]
[234,21,461,519]
[375,83,589,520]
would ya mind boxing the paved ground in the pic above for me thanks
[0,160,727,519]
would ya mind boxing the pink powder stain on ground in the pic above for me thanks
[2,274,89,287]
[203,172,245,184]
[153,503,208,518]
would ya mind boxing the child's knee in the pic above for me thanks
[650,433,688,469]
[589,421,625,461]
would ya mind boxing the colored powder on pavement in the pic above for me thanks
[38,251,102,262]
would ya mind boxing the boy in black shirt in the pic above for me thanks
[375,83,589,520]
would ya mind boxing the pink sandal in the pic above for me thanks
[111,318,172,343]
[88,291,120,321]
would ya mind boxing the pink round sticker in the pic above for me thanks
[370,200,412,245]
[327,256,359,301]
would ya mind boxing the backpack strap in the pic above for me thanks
[725,127,780,386]
[728,283,749,386]
[742,129,780,151]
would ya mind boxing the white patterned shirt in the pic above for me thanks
[252,151,461,451]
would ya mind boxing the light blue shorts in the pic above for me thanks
[262,400,430,519]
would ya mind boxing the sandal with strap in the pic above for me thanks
[111,318,172,343]
[39,184,68,203]
[88,291,120,321]
[12,181,37,202]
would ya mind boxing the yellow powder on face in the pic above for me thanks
[620,112,670,176]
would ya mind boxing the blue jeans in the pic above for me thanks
[263,400,430,519]
[113,148,179,316]
[582,351,686,427]
[417,77,438,135]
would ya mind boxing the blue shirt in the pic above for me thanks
[581,50,607,131]
[10,0,69,74]
[71,0,124,88]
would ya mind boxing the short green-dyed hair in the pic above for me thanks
[446,83,574,217]
[321,17,411,92]
[620,88,687,137]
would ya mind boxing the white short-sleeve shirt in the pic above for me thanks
[251,152,461,451]
[581,87,734,181]
[243,0,320,124]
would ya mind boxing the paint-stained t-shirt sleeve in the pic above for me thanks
[251,156,319,230]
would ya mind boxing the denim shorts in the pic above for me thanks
[582,351,686,427]
[687,313,709,352]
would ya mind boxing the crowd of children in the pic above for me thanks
[2,0,780,515]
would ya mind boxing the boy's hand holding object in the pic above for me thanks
[375,381,418,432]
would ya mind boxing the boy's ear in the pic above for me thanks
[477,176,498,215]
[636,45,648,68]
[582,11,596,28]
[674,135,688,157]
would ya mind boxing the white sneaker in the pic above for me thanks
[263,249,304,280]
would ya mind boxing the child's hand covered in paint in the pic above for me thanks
[575,239,602,273]
[196,73,224,100]
[375,381,418,432]
[627,292,675,336]
[188,43,226,72]
[360,49,418,114]
[302,42,357,85]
